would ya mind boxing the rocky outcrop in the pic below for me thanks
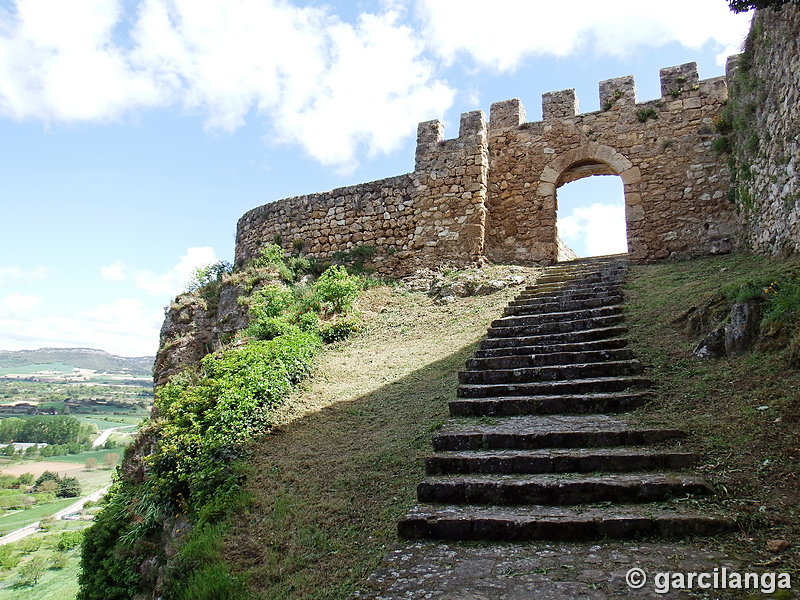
[153,283,250,387]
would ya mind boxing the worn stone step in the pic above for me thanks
[486,314,625,338]
[425,448,699,475]
[517,282,623,298]
[503,295,624,316]
[473,338,628,359]
[491,305,622,329]
[458,375,651,398]
[432,415,684,451]
[532,275,625,289]
[479,326,628,350]
[449,391,651,416]
[465,349,636,371]
[508,289,622,307]
[458,360,644,385]
[397,504,736,541]
[416,474,715,505]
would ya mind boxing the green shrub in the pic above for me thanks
[319,314,360,343]
[245,315,301,341]
[249,284,294,319]
[763,277,800,323]
[49,553,69,570]
[56,530,83,551]
[314,266,360,313]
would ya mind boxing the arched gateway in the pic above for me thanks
[236,61,740,275]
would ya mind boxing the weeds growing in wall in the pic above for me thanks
[78,246,372,600]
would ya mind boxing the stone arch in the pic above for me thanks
[537,143,644,260]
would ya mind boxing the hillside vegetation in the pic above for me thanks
[76,251,800,599]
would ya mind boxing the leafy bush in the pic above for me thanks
[245,316,301,341]
[763,277,800,323]
[57,476,81,498]
[314,266,360,313]
[56,530,84,551]
[248,284,294,319]
[319,314,360,343]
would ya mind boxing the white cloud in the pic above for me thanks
[558,202,628,257]
[0,293,42,317]
[131,246,218,296]
[416,0,752,71]
[0,265,50,284]
[0,296,162,357]
[100,260,126,282]
[0,0,454,168]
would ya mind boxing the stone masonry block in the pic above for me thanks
[660,62,699,97]
[599,75,636,109]
[542,89,578,120]
[460,110,487,138]
[490,99,526,130]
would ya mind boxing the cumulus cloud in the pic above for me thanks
[558,203,628,257]
[0,0,454,168]
[0,293,43,317]
[130,246,218,297]
[0,265,50,284]
[0,296,162,356]
[100,260,126,282]
[416,0,752,70]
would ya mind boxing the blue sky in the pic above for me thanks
[0,0,752,357]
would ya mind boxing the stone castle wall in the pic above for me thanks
[236,62,741,273]
[730,4,800,255]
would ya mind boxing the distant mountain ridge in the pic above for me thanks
[0,348,154,377]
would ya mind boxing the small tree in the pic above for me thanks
[35,471,59,486]
[3,443,15,456]
[18,555,47,586]
[38,479,58,493]
[85,457,98,471]
[57,477,81,498]
[16,472,34,486]
[103,453,119,469]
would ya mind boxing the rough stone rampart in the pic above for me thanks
[728,4,800,255]
[236,62,742,272]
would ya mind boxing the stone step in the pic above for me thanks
[517,282,623,298]
[465,348,636,371]
[473,338,628,359]
[458,360,644,385]
[491,305,622,329]
[479,326,628,350]
[532,271,627,286]
[425,448,699,475]
[449,391,651,416]
[432,415,684,451]
[397,504,736,541]
[486,314,625,338]
[416,473,715,505]
[508,289,622,308]
[503,295,624,316]
[457,375,651,398]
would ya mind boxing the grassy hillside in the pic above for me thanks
[219,253,799,598]
[0,349,153,377]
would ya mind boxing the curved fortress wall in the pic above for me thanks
[236,62,738,274]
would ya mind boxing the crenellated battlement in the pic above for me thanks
[487,62,726,132]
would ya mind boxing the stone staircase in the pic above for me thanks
[398,255,735,542]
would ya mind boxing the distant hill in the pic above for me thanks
[0,348,154,377]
